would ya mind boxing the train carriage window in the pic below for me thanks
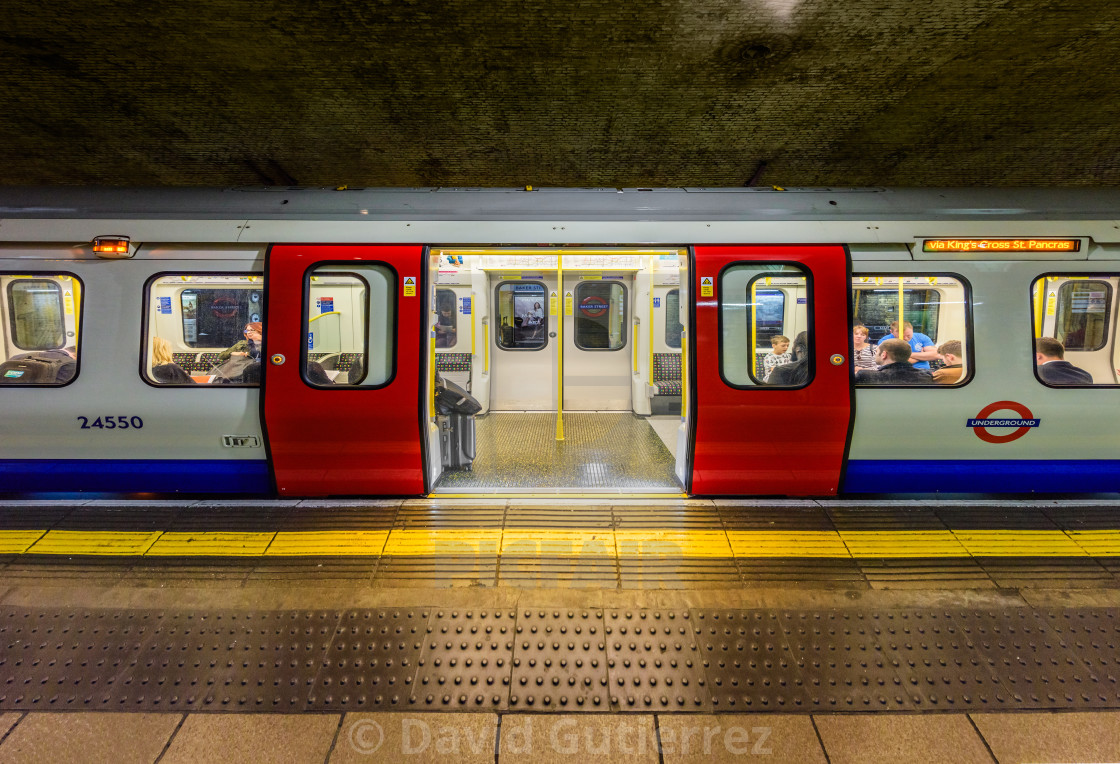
[303,264,395,388]
[496,281,547,350]
[0,274,82,386]
[434,288,458,349]
[720,264,811,388]
[143,274,263,386]
[1031,275,1118,387]
[664,289,683,349]
[575,281,626,350]
[852,274,971,387]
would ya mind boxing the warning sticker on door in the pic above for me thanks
[700,276,714,297]
[404,277,416,297]
[564,291,574,316]
[550,290,558,313]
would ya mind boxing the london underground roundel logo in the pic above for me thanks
[579,295,609,317]
[967,401,1040,444]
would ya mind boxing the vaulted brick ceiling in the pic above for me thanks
[4,1,1118,187]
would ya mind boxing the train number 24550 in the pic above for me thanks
[77,416,144,430]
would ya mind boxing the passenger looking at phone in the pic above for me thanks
[218,322,263,363]
[1035,337,1093,385]
[877,321,938,370]
[933,340,964,385]
[851,325,877,375]
[762,334,792,382]
[858,339,933,385]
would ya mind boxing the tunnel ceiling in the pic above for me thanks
[3,0,1120,188]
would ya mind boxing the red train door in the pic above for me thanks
[264,245,426,496]
[691,246,852,496]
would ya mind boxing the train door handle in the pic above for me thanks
[270,354,286,365]
[549,331,557,338]
[829,354,845,366]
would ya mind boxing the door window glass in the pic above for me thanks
[435,288,458,348]
[1031,275,1117,386]
[720,264,811,388]
[575,281,626,350]
[851,275,971,387]
[496,281,547,350]
[664,289,683,349]
[1,274,81,386]
[145,274,263,386]
[304,264,395,388]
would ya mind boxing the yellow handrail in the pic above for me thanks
[1033,278,1047,337]
[749,279,758,379]
[308,311,341,322]
[556,254,565,441]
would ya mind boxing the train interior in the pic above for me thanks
[0,274,82,384]
[424,248,689,494]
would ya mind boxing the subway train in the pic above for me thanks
[1,186,1119,497]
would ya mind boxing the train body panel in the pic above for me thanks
[1,187,1119,496]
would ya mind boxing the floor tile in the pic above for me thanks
[498,714,659,763]
[330,713,497,763]
[0,712,180,764]
[160,713,340,764]
[972,711,1120,763]
[813,714,993,764]
[659,714,827,763]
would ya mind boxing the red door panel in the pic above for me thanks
[692,246,852,496]
[264,244,425,496]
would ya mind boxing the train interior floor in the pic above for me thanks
[2,497,1120,762]
[433,411,683,493]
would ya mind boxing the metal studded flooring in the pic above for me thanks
[433,412,681,492]
[2,603,1119,715]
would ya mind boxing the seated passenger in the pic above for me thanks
[767,331,809,386]
[306,360,334,385]
[877,321,938,370]
[762,334,792,382]
[852,325,877,374]
[1035,337,1093,385]
[933,340,964,385]
[859,339,933,385]
[218,322,263,363]
[150,337,194,384]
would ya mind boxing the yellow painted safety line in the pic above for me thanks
[8,528,1120,559]
[27,530,161,556]
[146,532,275,557]
[0,530,47,554]
[1066,530,1120,557]
[839,530,970,559]
[264,530,390,557]
[729,531,851,558]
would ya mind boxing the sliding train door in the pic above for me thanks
[691,246,853,495]
[264,244,426,496]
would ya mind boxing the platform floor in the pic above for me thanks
[433,412,682,492]
[2,498,1120,762]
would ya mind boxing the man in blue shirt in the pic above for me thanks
[876,321,938,370]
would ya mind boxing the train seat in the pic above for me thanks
[436,352,472,391]
[650,352,681,415]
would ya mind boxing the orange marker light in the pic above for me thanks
[92,236,131,254]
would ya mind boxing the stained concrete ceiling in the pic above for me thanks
[4,0,1119,187]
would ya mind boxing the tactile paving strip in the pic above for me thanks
[1,604,1119,713]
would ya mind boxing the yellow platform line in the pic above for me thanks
[6,527,1120,560]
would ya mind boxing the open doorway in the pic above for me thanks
[424,248,689,494]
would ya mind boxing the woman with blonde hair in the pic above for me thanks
[151,336,194,384]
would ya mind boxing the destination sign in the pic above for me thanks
[922,239,1080,253]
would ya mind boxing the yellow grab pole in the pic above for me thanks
[749,279,758,379]
[556,253,565,441]
[898,277,905,339]
[1033,278,1046,337]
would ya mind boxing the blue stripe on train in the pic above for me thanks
[0,459,271,494]
[844,460,1120,494]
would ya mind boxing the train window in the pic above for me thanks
[0,274,81,386]
[435,288,458,349]
[495,281,547,350]
[664,289,683,349]
[720,264,812,388]
[303,264,395,388]
[1031,275,1118,387]
[574,281,626,350]
[144,274,263,386]
[852,274,971,387]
